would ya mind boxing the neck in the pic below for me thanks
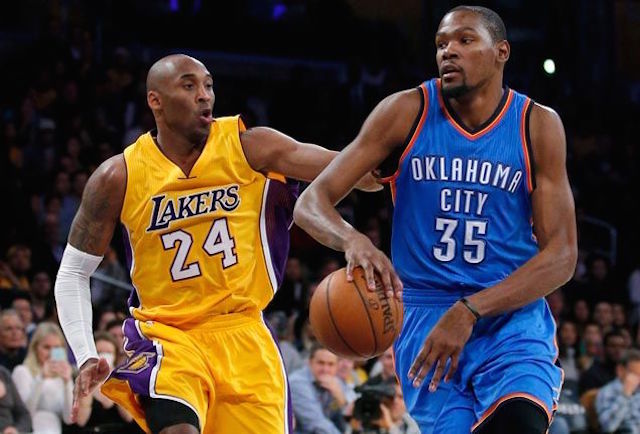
[155,125,207,176]
[447,78,505,131]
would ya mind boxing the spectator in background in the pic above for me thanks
[29,271,53,324]
[75,332,142,433]
[547,289,566,322]
[266,311,303,374]
[0,365,32,434]
[0,311,27,371]
[336,357,365,397]
[11,294,36,338]
[386,382,420,434]
[0,245,31,291]
[318,257,340,281]
[45,171,77,241]
[290,344,355,434]
[96,308,117,332]
[267,257,310,316]
[584,255,614,305]
[629,265,640,325]
[594,301,615,335]
[620,328,634,350]
[572,298,591,335]
[368,348,396,386]
[579,323,604,371]
[91,245,128,311]
[105,319,126,365]
[12,322,73,434]
[612,303,628,329]
[558,320,580,383]
[293,308,316,360]
[596,348,640,434]
[580,329,628,396]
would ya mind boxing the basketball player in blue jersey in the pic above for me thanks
[295,5,577,434]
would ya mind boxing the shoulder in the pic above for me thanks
[11,364,31,378]
[91,154,126,187]
[598,378,622,396]
[376,88,423,119]
[83,154,127,206]
[529,102,563,128]
[288,366,311,383]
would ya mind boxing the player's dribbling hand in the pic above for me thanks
[71,357,111,422]
[407,301,477,391]
[344,232,403,300]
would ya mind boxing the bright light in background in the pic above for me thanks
[543,59,556,75]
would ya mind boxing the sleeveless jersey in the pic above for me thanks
[388,79,538,293]
[120,116,296,327]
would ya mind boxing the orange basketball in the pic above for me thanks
[309,267,403,359]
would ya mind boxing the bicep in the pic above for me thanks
[529,105,576,250]
[68,155,126,255]
[241,127,336,180]
[312,90,420,204]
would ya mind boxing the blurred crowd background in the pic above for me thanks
[1,1,639,433]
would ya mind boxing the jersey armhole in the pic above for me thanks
[119,151,131,224]
[379,84,427,183]
[522,100,536,192]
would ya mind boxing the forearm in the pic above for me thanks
[294,187,360,252]
[54,244,102,367]
[467,242,575,317]
[285,145,337,182]
[75,396,93,427]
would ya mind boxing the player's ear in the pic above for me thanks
[147,90,161,111]
[496,40,510,64]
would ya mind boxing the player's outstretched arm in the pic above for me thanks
[408,104,578,392]
[240,127,381,191]
[293,89,421,296]
[466,103,578,316]
[54,154,126,422]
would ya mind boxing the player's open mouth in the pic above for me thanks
[441,63,461,79]
[199,109,213,124]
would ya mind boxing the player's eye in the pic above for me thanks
[183,83,194,90]
[462,37,473,44]
[436,42,447,49]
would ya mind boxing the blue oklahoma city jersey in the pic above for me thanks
[390,78,537,293]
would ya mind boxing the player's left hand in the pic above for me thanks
[407,301,477,391]
[354,170,383,192]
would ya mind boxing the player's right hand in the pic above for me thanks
[344,232,403,300]
[71,357,111,422]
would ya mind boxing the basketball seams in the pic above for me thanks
[350,275,379,358]
[325,272,366,358]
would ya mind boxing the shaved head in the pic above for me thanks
[145,54,214,147]
[146,54,208,93]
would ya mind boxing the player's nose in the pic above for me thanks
[196,85,212,102]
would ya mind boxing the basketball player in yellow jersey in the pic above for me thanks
[54,54,380,434]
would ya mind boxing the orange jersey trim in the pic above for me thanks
[520,98,534,192]
[472,392,552,432]
[436,79,513,141]
[379,83,429,185]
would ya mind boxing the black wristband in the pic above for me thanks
[459,297,481,321]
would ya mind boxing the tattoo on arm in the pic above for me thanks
[68,156,125,255]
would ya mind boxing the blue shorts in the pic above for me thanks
[393,289,563,434]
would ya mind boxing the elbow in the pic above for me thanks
[293,190,312,230]
[557,242,578,286]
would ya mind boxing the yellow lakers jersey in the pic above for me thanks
[120,116,297,327]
